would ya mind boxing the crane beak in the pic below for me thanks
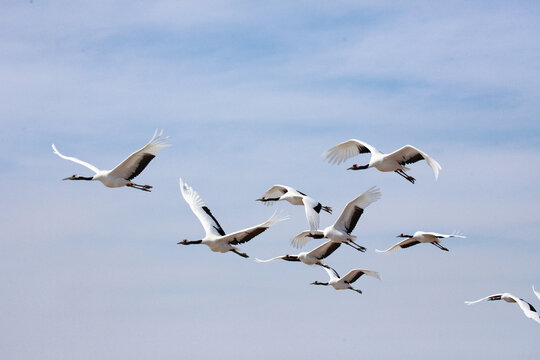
[62,176,72,180]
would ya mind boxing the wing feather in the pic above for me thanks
[51,144,100,174]
[322,139,378,165]
[386,145,441,180]
[255,256,286,263]
[375,238,420,253]
[109,129,170,180]
[302,196,321,233]
[290,230,325,249]
[464,294,502,305]
[219,211,289,245]
[342,269,381,284]
[334,186,381,233]
[307,240,341,260]
[533,286,540,301]
[179,178,225,237]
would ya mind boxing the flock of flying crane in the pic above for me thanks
[52,129,540,325]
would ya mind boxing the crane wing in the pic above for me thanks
[219,211,288,245]
[533,286,540,301]
[513,297,540,324]
[257,185,290,204]
[423,232,466,239]
[341,269,381,284]
[464,294,503,305]
[290,230,325,249]
[302,196,322,233]
[333,186,381,234]
[307,240,341,260]
[322,266,340,280]
[386,145,441,180]
[179,178,226,237]
[322,139,378,165]
[255,256,287,263]
[375,238,421,253]
[109,129,170,180]
[52,144,100,174]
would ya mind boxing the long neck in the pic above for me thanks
[398,233,413,238]
[312,281,328,286]
[348,164,369,170]
[74,176,94,181]
[185,240,202,245]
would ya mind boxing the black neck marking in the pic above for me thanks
[350,164,369,170]
[183,240,202,245]
[282,255,300,262]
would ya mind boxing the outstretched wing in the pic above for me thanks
[322,139,378,165]
[219,211,289,245]
[375,238,420,253]
[341,269,381,284]
[386,145,441,180]
[424,232,466,239]
[302,196,322,233]
[307,240,341,260]
[322,266,340,280]
[179,178,225,237]
[52,144,100,174]
[507,294,540,324]
[109,129,170,180]
[464,294,503,305]
[534,286,540,301]
[257,185,289,205]
[255,256,287,263]
[334,186,381,234]
[290,230,325,249]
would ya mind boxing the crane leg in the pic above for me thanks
[349,240,367,252]
[344,241,366,252]
[431,242,449,251]
[394,169,415,184]
[231,249,249,258]
[126,183,151,192]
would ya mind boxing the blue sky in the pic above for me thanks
[1,1,539,359]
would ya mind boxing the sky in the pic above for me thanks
[1,1,539,359]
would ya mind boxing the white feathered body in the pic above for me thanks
[323,226,357,244]
[92,170,129,188]
[369,151,409,172]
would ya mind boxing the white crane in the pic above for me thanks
[177,178,288,258]
[534,286,540,301]
[52,129,170,192]
[376,231,466,253]
[290,186,381,252]
[311,267,381,294]
[256,185,332,234]
[465,293,540,325]
[323,139,441,184]
[255,240,340,269]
